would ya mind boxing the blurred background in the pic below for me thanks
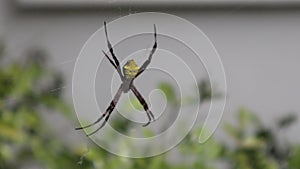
[1,0,300,168]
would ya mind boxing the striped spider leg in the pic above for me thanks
[75,84,123,136]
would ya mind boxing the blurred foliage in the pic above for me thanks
[223,109,299,169]
[0,47,79,169]
[158,82,177,105]
[179,128,224,169]
[198,79,222,103]
[0,42,300,169]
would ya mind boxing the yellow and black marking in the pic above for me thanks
[123,60,139,79]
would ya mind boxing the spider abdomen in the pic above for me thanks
[123,60,139,79]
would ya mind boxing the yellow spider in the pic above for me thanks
[76,22,157,136]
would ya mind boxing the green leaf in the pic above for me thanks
[289,146,300,168]
[158,82,176,104]
[122,97,143,112]
[223,123,241,141]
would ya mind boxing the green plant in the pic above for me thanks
[1,42,300,169]
[223,108,300,169]
[0,47,83,169]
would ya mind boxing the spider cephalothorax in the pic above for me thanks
[76,22,157,136]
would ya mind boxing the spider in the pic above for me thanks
[75,22,157,136]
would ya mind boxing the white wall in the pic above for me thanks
[1,0,300,142]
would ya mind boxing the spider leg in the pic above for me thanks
[135,24,157,78]
[130,84,155,127]
[75,113,106,130]
[86,110,113,136]
[75,84,123,136]
[104,21,123,80]
[102,50,117,69]
[102,50,123,79]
